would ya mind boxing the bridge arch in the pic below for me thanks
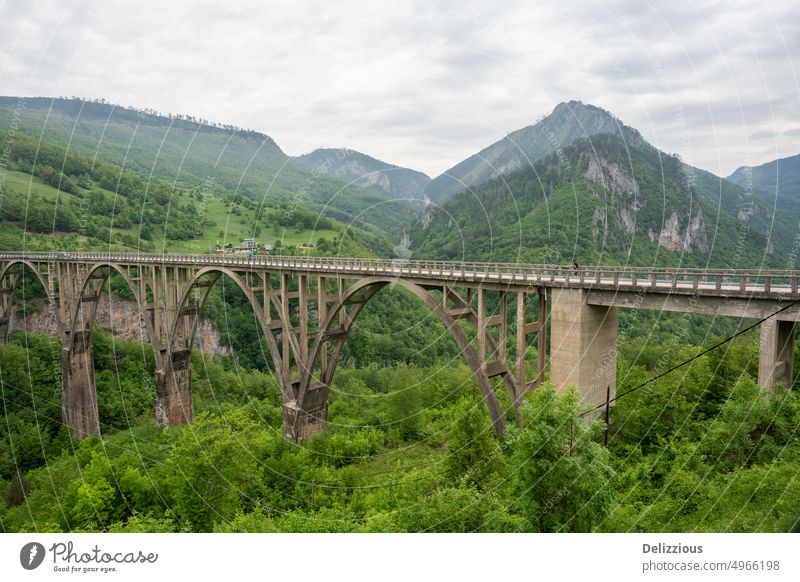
[0,260,63,342]
[157,266,288,426]
[66,262,163,364]
[296,276,508,437]
[62,262,163,438]
[169,267,286,387]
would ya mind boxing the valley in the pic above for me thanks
[1,96,799,534]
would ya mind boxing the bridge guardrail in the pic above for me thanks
[0,252,797,296]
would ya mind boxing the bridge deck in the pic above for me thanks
[1,252,797,300]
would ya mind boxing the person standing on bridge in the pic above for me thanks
[248,250,253,263]
[572,261,579,273]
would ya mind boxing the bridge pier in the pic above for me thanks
[550,288,618,412]
[0,316,10,344]
[759,319,795,393]
[155,350,194,426]
[61,343,101,439]
[283,384,329,441]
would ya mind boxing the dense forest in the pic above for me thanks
[0,132,393,257]
[2,314,800,532]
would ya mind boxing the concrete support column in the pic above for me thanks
[0,276,13,344]
[155,351,194,426]
[549,288,618,411]
[282,384,329,441]
[61,347,101,439]
[0,316,10,344]
[759,318,795,393]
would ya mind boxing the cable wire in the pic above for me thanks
[579,298,800,418]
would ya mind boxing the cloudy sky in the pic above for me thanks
[1,0,798,177]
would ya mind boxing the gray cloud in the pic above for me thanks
[751,130,778,139]
[0,0,797,177]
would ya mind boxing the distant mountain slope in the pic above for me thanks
[688,164,795,257]
[294,148,430,201]
[0,131,392,257]
[410,132,784,269]
[728,154,800,217]
[0,97,413,234]
[424,100,644,203]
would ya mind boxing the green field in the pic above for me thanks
[2,168,78,202]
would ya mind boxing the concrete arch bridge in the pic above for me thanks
[0,252,796,440]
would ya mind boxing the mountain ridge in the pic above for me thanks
[423,100,644,203]
[293,147,430,201]
[728,154,800,219]
[410,130,787,269]
[0,96,413,235]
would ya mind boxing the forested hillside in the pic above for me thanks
[729,154,800,221]
[411,133,784,269]
[0,131,391,257]
[294,148,430,202]
[2,329,799,532]
[0,97,416,235]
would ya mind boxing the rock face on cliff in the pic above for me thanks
[651,209,708,253]
[10,295,231,357]
[583,152,640,198]
[581,148,708,252]
[409,129,780,268]
[424,100,644,203]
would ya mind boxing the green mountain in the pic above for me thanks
[0,132,392,257]
[688,163,796,257]
[0,97,414,235]
[414,101,796,268]
[728,154,800,218]
[422,100,795,256]
[424,100,645,203]
[294,148,430,202]
[411,131,785,269]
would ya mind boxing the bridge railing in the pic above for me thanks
[1,252,797,295]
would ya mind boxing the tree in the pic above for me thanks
[394,486,517,532]
[386,377,422,441]
[507,384,614,532]
[444,397,500,487]
[167,410,266,531]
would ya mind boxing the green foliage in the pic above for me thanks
[443,397,500,487]
[393,486,518,532]
[0,333,66,481]
[2,324,800,533]
[507,385,614,532]
[168,410,267,531]
[268,205,333,231]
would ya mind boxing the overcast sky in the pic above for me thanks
[1,0,798,177]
